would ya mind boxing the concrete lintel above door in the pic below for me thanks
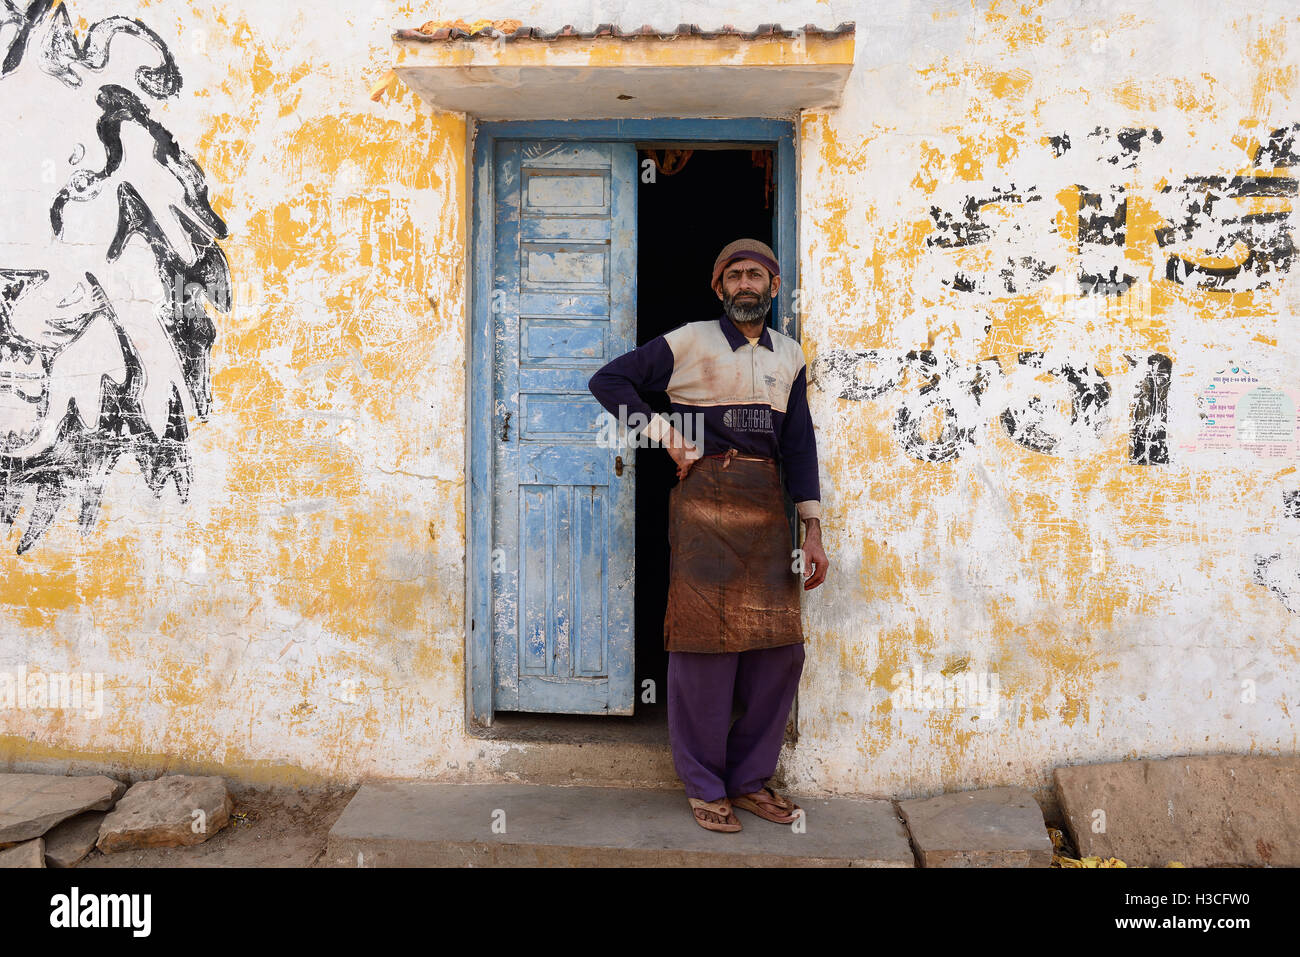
[391,25,855,119]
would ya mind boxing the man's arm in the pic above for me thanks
[587,335,670,431]
[588,336,674,419]
[588,335,699,476]
[778,361,829,589]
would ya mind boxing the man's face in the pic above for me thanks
[716,258,780,326]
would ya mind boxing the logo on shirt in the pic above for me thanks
[721,407,774,432]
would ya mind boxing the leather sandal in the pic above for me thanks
[688,797,742,833]
[731,787,801,824]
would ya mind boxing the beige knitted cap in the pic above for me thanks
[711,238,779,291]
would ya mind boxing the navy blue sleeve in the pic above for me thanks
[778,364,821,505]
[587,336,675,423]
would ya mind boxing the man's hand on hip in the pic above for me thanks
[801,518,829,590]
[664,427,700,481]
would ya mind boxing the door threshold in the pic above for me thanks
[469,707,668,745]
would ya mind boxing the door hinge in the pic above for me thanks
[615,455,624,476]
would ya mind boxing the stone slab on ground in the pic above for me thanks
[897,786,1052,867]
[44,811,107,868]
[77,787,355,868]
[98,775,233,854]
[0,838,46,868]
[1055,754,1300,867]
[325,782,914,867]
[0,773,126,843]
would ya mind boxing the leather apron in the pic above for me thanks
[663,450,805,653]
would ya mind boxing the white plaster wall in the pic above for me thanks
[1,0,1296,798]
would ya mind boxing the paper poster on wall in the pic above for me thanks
[1179,363,1300,460]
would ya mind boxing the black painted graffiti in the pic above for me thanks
[1284,490,1300,520]
[1253,489,1300,616]
[1156,172,1298,290]
[1128,353,1171,465]
[1090,126,1163,170]
[927,185,1056,294]
[999,352,1112,456]
[891,351,990,463]
[928,187,1040,248]
[1078,187,1135,294]
[819,345,1295,612]
[927,124,1299,294]
[1253,554,1299,615]
[1255,124,1300,168]
[811,348,1165,465]
[0,0,229,553]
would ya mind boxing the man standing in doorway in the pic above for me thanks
[588,238,829,833]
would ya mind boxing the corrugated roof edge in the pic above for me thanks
[394,22,856,43]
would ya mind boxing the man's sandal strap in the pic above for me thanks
[755,788,795,811]
[688,797,733,816]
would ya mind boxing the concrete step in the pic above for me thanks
[1055,754,1300,867]
[324,781,915,867]
[899,786,1054,867]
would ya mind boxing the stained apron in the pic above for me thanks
[663,450,805,653]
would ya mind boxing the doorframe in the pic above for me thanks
[467,117,799,728]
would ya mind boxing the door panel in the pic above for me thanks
[491,140,637,714]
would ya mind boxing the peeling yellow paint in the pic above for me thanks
[3,1,1297,805]
[393,32,856,70]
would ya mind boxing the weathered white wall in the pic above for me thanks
[793,0,1300,795]
[1,0,472,784]
[1,0,1296,799]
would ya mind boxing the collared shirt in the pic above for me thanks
[588,316,822,521]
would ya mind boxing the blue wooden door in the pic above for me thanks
[491,140,637,714]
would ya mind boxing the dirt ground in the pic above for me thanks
[74,786,357,868]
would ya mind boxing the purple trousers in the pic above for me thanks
[667,643,805,801]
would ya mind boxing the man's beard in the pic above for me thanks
[722,286,772,326]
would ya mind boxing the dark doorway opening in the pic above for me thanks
[633,145,775,713]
